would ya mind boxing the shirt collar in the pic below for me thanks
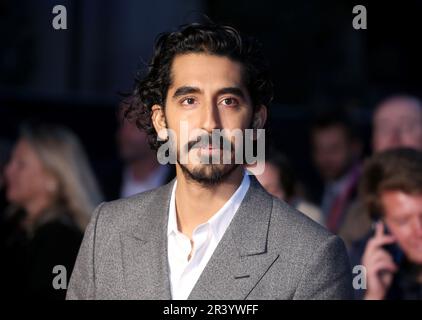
[167,171,250,241]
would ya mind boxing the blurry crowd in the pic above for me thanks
[1,94,422,299]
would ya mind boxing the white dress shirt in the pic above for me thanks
[167,172,250,300]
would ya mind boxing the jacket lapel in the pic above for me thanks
[188,176,278,300]
[120,179,175,299]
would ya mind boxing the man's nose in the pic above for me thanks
[388,128,404,148]
[201,101,222,133]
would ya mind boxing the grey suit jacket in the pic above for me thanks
[66,176,353,300]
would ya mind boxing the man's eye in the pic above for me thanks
[221,98,238,107]
[181,97,196,105]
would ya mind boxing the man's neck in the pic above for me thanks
[174,166,244,239]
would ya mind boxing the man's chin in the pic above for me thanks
[178,163,239,186]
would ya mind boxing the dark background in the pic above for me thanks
[1,0,421,196]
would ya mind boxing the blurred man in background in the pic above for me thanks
[101,100,174,200]
[373,95,422,153]
[311,112,362,234]
[352,148,422,300]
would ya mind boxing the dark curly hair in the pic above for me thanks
[124,22,273,150]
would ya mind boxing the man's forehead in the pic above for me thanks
[169,53,245,89]
[376,101,422,120]
[382,191,422,213]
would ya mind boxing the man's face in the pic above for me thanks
[373,100,422,153]
[382,190,422,265]
[160,53,257,184]
[312,125,353,181]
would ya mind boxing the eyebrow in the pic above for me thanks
[217,87,246,99]
[172,86,201,99]
[172,86,246,100]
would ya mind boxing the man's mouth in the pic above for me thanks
[202,145,217,150]
[198,145,221,153]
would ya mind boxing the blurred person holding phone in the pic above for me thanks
[1,123,103,299]
[354,148,422,299]
[339,95,422,249]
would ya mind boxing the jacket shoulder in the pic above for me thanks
[92,182,173,235]
[269,197,341,254]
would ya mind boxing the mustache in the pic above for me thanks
[186,134,234,151]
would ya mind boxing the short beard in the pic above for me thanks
[178,162,239,187]
[176,132,240,187]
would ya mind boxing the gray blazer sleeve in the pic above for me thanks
[66,203,104,300]
[293,235,354,300]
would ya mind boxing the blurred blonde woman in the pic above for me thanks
[1,123,103,300]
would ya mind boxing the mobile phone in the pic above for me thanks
[372,220,404,266]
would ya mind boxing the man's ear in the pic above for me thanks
[151,104,168,140]
[252,105,267,130]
